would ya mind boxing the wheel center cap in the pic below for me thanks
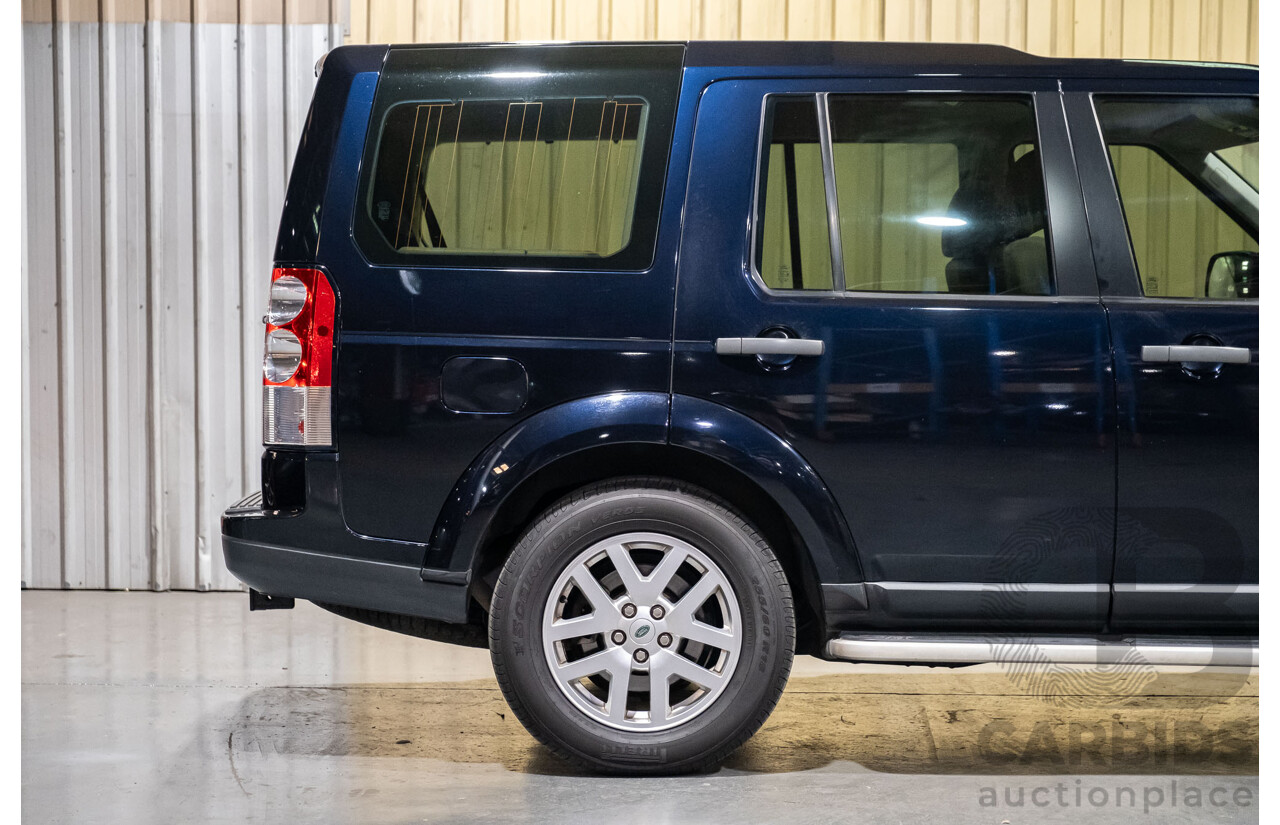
[629,619,656,644]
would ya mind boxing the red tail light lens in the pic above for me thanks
[262,267,335,446]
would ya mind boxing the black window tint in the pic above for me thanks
[827,96,1052,296]
[755,97,833,290]
[1095,97,1258,300]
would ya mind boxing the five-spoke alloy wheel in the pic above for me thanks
[489,478,795,774]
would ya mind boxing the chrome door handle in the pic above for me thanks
[715,337,825,357]
[1141,345,1251,364]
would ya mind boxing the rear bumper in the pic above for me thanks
[223,534,467,621]
[221,453,470,624]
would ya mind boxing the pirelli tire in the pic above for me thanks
[488,477,795,775]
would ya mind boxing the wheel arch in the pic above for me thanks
[467,443,830,653]
[427,392,865,653]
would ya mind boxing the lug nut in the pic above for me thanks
[650,605,665,620]
[611,630,627,645]
[633,649,649,663]
[657,632,673,648]
[621,603,637,618]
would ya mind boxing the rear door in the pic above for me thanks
[673,77,1116,631]
[1065,87,1259,632]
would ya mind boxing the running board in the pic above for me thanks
[825,634,1258,668]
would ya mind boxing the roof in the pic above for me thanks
[380,40,1257,82]
[683,40,1258,80]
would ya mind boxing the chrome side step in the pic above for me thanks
[825,634,1258,667]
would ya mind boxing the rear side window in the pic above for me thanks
[373,97,647,259]
[355,45,683,270]
[756,97,833,290]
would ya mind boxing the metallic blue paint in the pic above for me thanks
[297,45,688,545]
[275,45,386,264]
[423,391,671,577]
[668,394,861,585]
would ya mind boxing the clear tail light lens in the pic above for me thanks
[267,275,309,325]
[263,329,303,383]
[262,267,336,447]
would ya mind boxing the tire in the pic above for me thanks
[489,477,795,774]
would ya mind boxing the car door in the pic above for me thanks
[673,77,1116,631]
[1065,87,1259,633]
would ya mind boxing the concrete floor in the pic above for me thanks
[23,592,1257,824]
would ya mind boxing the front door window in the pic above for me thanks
[1095,97,1259,300]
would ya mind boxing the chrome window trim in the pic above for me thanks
[746,90,1061,303]
[1102,295,1259,308]
[816,92,846,292]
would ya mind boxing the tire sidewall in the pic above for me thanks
[492,486,792,771]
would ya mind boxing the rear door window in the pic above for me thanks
[755,97,833,290]
[753,94,1053,296]
[828,96,1051,296]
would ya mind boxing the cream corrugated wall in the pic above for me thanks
[346,0,1258,61]
[22,0,1257,591]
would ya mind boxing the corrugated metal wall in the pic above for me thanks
[22,0,1258,590]
[346,0,1258,60]
[22,0,343,590]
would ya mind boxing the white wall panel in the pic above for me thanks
[22,20,61,590]
[100,21,151,590]
[24,2,336,590]
[54,17,107,589]
[148,20,200,591]
[19,1,1259,589]
[194,23,246,592]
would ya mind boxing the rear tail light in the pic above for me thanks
[262,267,335,446]
[267,275,309,325]
[264,330,303,383]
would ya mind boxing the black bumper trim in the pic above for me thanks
[223,535,469,623]
[420,568,469,585]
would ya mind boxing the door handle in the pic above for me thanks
[715,337,825,357]
[1141,345,1251,364]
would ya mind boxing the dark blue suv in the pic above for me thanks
[223,41,1259,774]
